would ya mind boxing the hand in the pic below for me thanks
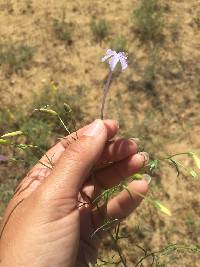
[0,119,148,267]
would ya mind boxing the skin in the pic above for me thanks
[0,119,148,267]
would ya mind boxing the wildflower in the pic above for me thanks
[102,49,128,72]
[100,49,128,119]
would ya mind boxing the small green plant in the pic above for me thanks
[90,18,110,42]
[0,43,35,74]
[133,0,164,43]
[53,19,74,46]
[111,35,127,52]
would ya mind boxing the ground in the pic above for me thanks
[0,0,200,266]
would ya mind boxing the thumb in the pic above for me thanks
[39,119,108,198]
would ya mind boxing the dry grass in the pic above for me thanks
[0,0,200,266]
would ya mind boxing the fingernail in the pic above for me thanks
[130,138,140,146]
[142,174,151,185]
[139,152,149,166]
[83,119,104,137]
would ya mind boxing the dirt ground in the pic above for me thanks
[0,0,200,266]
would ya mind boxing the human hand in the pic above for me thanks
[0,119,148,267]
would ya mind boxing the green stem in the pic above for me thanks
[58,115,71,135]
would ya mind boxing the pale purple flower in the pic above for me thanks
[101,49,128,72]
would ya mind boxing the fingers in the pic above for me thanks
[35,119,119,169]
[96,138,138,167]
[95,153,148,189]
[90,180,148,239]
[39,120,108,198]
[106,180,148,219]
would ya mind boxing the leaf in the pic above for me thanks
[0,139,10,144]
[1,131,23,138]
[64,103,73,115]
[154,201,171,216]
[149,159,159,172]
[190,153,200,170]
[34,108,58,116]
[190,170,198,178]
[169,158,180,177]
[131,173,143,180]
[17,144,38,150]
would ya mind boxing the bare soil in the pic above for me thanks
[0,0,200,266]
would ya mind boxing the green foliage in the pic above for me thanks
[21,119,53,151]
[32,84,85,124]
[53,19,74,46]
[90,18,110,42]
[0,43,35,74]
[0,83,86,160]
[133,0,164,43]
[111,35,127,52]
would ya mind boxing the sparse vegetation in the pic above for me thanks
[90,18,110,42]
[0,43,35,75]
[53,19,74,46]
[133,0,164,43]
[111,35,127,52]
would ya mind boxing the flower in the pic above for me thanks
[102,49,128,72]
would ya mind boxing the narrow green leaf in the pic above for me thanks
[154,201,171,216]
[190,170,198,178]
[35,108,58,116]
[17,144,37,150]
[1,131,23,138]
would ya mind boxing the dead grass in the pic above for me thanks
[0,0,200,266]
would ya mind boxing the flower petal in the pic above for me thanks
[108,55,119,71]
[119,57,128,71]
[101,49,114,62]
[118,52,128,71]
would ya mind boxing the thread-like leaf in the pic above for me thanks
[1,131,23,138]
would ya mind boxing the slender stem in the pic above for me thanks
[58,115,71,135]
[159,152,190,161]
[100,70,113,120]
